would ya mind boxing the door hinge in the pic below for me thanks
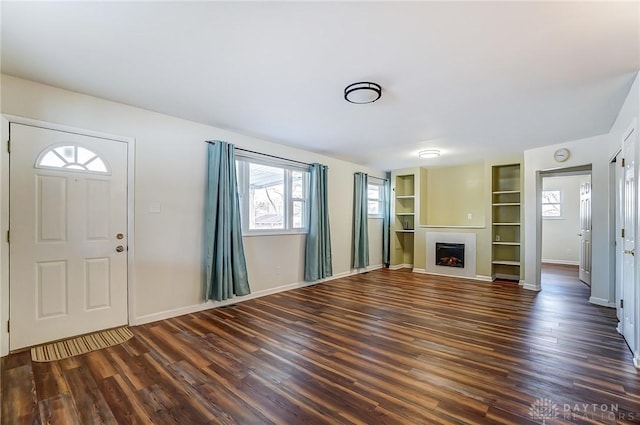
[621,299,624,309]
[6,320,9,333]
[622,158,625,167]
[622,228,625,238]
[6,230,9,243]
[6,139,10,153]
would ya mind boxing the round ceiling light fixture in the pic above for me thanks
[418,149,441,159]
[344,82,382,104]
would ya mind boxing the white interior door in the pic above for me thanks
[578,182,592,285]
[622,126,636,351]
[615,152,624,323]
[9,123,128,350]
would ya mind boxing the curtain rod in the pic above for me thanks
[369,175,388,182]
[205,141,311,167]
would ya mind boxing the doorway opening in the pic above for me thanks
[540,166,592,294]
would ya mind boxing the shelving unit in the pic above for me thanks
[393,174,415,267]
[491,164,522,281]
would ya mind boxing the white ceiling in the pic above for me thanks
[2,1,639,170]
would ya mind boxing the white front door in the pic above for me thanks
[622,125,636,351]
[9,123,128,349]
[578,182,592,285]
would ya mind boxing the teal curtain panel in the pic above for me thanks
[353,172,369,269]
[304,163,333,281]
[204,141,250,301]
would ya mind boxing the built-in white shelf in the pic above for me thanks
[420,225,485,229]
[492,190,520,195]
[491,163,522,282]
[396,212,415,216]
[395,195,415,199]
[492,260,520,266]
[395,230,415,233]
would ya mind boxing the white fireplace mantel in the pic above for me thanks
[424,232,477,279]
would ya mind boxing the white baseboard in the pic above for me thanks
[617,322,622,334]
[412,269,494,283]
[475,275,494,282]
[521,282,541,291]
[588,297,616,308]
[133,264,383,326]
[389,263,412,270]
[357,264,384,273]
[541,259,579,266]
[494,273,520,281]
[634,355,639,369]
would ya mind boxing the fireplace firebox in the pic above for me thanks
[436,243,465,268]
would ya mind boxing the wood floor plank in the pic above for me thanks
[63,366,118,425]
[3,265,640,424]
[38,394,81,425]
[2,364,40,425]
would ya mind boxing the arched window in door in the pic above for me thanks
[35,144,110,174]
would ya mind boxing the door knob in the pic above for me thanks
[116,245,125,253]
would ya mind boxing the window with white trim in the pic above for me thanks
[36,145,109,174]
[541,189,562,218]
[368,182,384,218]
[236,158,310,234]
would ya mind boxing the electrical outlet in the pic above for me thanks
[467,213,473,220]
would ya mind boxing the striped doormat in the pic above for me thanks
[31,326,133,362]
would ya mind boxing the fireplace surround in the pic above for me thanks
[424,232,477,279]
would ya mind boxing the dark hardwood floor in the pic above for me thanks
[3,267,640,424]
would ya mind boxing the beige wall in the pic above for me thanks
[423,162,485,227]
[0,75,386,354]
[392,160,507,279]
[541,175,591,264]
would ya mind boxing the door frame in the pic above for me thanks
[539,167,593,288]
[0,115,136,355]
[618,119,639,365]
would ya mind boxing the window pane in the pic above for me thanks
[542,204,561,217]
[55,146,75,162]
[39,151,66,167]
[237,159,310,233]
[85,157,108,172]
[368,200,380,215]
[542,190,560,204]
[293,200,305,228]
[76,147,96,164]
[249,163,284,229]
[368,184,380,200]
[292,171,304,199]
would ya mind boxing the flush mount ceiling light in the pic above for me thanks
[418,149,441,159]
[344,82,382,104]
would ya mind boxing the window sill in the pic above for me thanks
[242,230,308,237]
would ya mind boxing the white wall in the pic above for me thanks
[541,175,591,265]
[0,75,386,355]
[609,73,639,158]
[523,134,611,305]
